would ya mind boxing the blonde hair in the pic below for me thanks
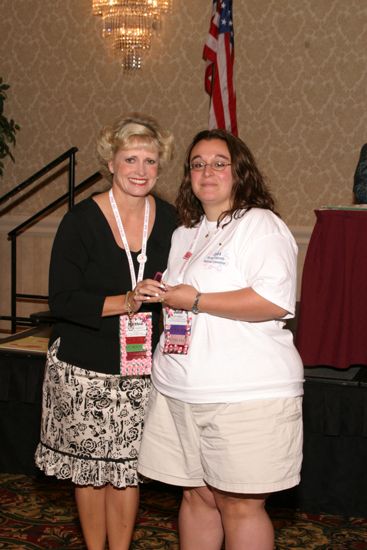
[97,112,174,178]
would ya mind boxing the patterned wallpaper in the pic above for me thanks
[1,0,366,227]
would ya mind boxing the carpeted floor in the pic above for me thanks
[0,473,366,549]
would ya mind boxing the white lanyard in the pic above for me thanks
[178,216,226,277]
[178,217,206,277]
[109,189,150,288]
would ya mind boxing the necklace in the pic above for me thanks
[203,219,224,247]
[204,219,219,238]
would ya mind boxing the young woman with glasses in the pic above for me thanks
[138,128,304,550]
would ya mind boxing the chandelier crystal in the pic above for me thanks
[92,0,172,70]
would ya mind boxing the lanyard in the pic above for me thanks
[178,217,206,277]
[109,189,150,288]
[178,216,225,277]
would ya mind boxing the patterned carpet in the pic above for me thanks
[0,473,366,549]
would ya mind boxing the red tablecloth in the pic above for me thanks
[296,209,367,369]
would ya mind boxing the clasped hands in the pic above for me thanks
[132,279,198,311]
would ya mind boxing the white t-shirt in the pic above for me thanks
[152,208,304,403]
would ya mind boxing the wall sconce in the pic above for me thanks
[92,1,172,70]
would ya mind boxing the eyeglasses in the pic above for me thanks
[189,161,232,172]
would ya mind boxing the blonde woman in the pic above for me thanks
[35,113,176,550]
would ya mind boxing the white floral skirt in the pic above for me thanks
[34,338,151,488]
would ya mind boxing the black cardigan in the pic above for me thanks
[49,195,177,374]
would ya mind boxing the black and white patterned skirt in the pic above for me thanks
[34,338,151,488]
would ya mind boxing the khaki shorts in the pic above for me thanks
[138,387,303,494]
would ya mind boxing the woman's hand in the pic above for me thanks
[102,278,166,317]
[132,278,166,308]
[161,284,198,311]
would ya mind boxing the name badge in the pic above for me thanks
[119,312,152,376]
[163,308,192,355]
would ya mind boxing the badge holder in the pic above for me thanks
[163,308,192,355]
[120,313,152,376]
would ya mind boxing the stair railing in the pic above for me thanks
[0,147,78,209]
[0,148,103,333]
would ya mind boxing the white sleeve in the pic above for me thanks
[240,232,298,316]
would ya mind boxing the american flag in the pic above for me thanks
[203,0,238,135]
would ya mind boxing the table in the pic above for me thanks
[296,208,367,369]
[0,327,49,475]
[270,371,367,517]
[295,373,367,516]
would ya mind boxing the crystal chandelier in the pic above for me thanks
[92,1,173,70]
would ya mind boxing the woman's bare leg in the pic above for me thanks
[75,486,107,550]
[105,485,140,550]
[179,486,224,550]
[214,490,274,550]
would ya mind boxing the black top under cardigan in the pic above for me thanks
[49,195,177,374]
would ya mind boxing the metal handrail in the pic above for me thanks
[0,147,78,207]
[8,171,101,237]
[0,142,103,333]
[7,171,102,333]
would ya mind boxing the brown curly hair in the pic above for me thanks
[176,129,278,227]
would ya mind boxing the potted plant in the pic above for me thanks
[0,78,20,177]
